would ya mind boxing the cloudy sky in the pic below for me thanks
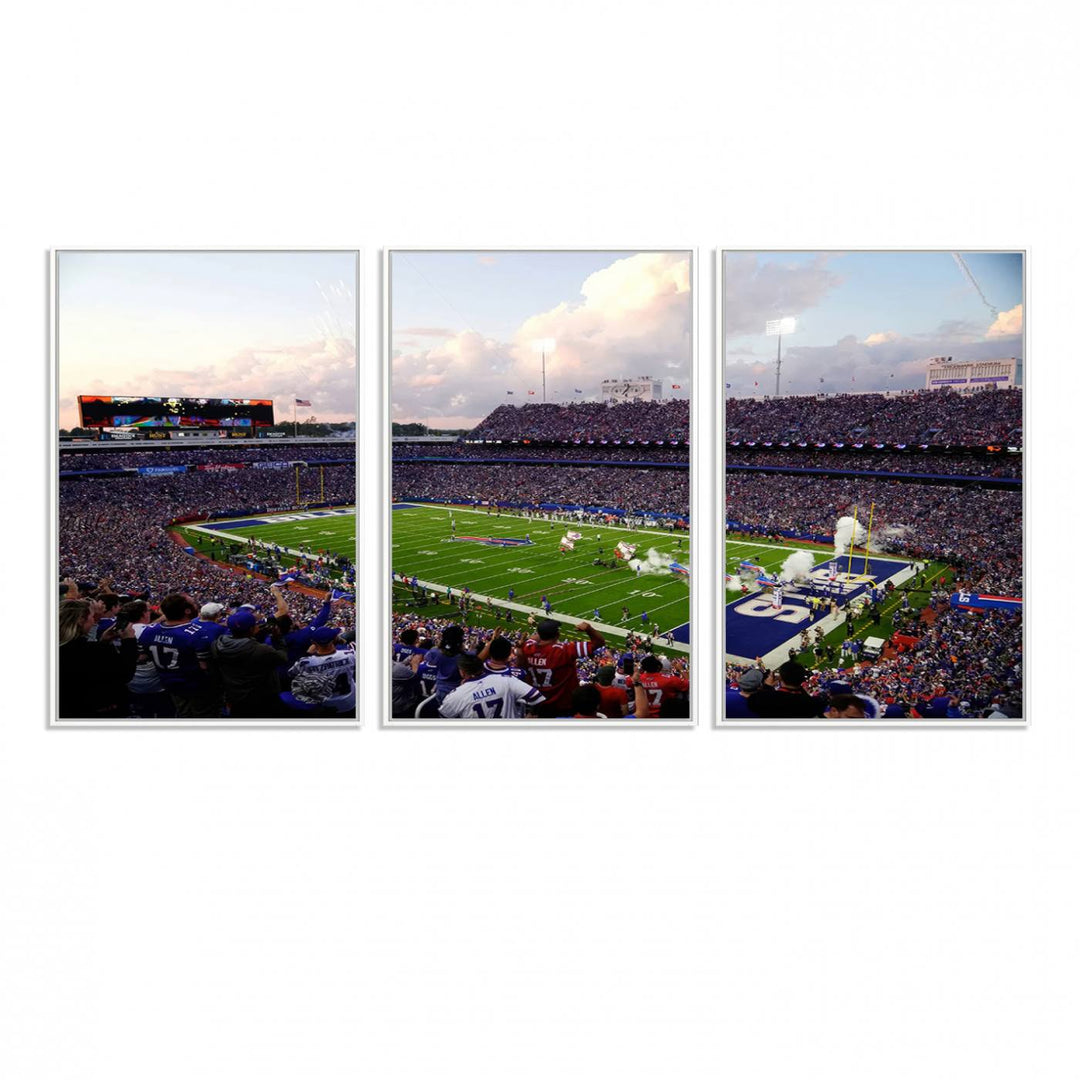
[57,251,357,429]
[391,250,692,429]
[723,251,1023,396]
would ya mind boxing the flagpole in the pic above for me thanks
[293,393,297,439]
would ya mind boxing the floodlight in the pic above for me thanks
[765,317,796,336]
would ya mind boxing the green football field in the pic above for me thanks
[392,503,691,646]
[181,508,356,568]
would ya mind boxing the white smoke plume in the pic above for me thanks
[779,549,816,583]
[833,515,869,557]
[725,575,745,592]
[628,548,682,576]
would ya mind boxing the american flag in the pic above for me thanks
[295,398,312,406]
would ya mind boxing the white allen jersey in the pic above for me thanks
[438,673,544,720]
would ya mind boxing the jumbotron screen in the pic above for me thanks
[78,395,275,429]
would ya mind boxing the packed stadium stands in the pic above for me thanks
[393,400,690,520]
[725,386,1023,719]
[726,447,1021,479]
[467,399,689,443]
[393,462,689,519]
[725,387,1021,446]
[58,443,356,720]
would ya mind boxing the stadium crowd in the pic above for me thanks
[467,400,690,443]
[725,473,1021,596]
[391,612,689,719]
[393,442,689,464]
[725,602,1022,719]
[393,462,690,518]
[725,388,1022,447]
[726,447,1021,479]
[58,462,357,720]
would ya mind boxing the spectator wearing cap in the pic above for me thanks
[196,602,229,641]
[210,609,288,718]
[748,661,820,718]
[726,667,767,719]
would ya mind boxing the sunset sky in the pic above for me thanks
[57,250,357,430]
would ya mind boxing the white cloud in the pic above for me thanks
[393,253,692,427]
[862,330,900,346]
[987,303,1023,338]
[724,253,842,338]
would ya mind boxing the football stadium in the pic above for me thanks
[57,396,357,720]
[391,399,691,720]
[723,384,1023,720]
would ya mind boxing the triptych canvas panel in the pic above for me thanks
[51,248,1024,726]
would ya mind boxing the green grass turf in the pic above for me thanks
[179,508,356,566]
[724,534,953,670]
[392,504,690,635]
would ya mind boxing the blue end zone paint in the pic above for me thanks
[201,518,267,530]
[725,556,901,659]
[669,621,691,644]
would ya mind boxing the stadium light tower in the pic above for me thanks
[532,338,556,402]
[765,317,796,396]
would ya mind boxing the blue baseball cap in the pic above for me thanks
[227,610,258,632]
[311,626,342,645]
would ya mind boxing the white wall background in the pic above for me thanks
[2,2,1076,1078]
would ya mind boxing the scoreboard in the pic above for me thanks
[78,396,275,430]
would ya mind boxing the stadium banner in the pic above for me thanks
[251,460,295,470]
[195,463,246,471]
[137,465,187,476]
[949,592,1022,612]
[100,430,139,440]
[259,431,288,438]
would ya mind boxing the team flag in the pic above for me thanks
[506,390,514,395]
[614,541,637,560]
[278,570,299,583]
[527,389,536,395]
[330,588,355,602]
[672,384,681,389]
